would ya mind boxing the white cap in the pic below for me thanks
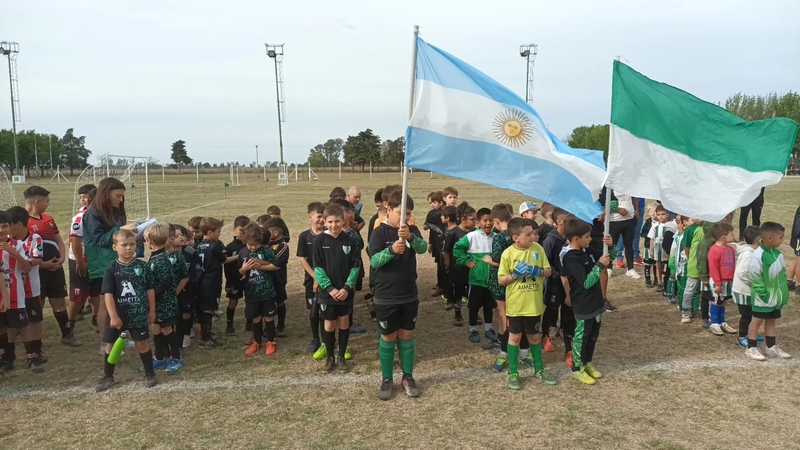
[519,201,539,215]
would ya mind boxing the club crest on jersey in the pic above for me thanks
[134,266,142,276]
[320,304,327,311]
[169,256,176,265]
[72,222,81,231]
[379,321,388,329]
[342,245,351,255]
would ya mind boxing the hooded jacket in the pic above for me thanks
[82,206,124,280]
[453,229,494,288]
[732,243,755,296]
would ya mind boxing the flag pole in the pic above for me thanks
[400,25,419,226]
[603,187,611,255]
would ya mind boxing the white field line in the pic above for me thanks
[2,357,798,400]
[159,200,228,218]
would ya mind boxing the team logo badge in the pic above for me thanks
[379,321,388,329]
[320,304,327,312]
[169,256,176,265]
[72,222,81,231]
[342,245,351,255]
[493,108,533,148]
[134,266,142,276]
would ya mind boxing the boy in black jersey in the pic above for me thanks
[172,225,196,349]
[265,217,290,337]
[440,205,463,325]
[370,188,427,400]
[332,198,366,339]
[541,208,573,362]
[96,229,157,392]
[145,223,189,372]
[425,191,446,296]
[443,203,476,324]
[224,216,250,335]
[195,217,226,349]
[297,202,326,353]
[239,223,281,356]
[313,203,360,373]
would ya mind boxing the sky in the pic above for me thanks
[3,0,799,166]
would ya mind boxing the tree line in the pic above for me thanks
[306,129,405,170]
[0,128,90,176]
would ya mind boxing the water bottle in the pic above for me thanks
[107,331,129,365]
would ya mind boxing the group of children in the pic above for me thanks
[626,200,796,361]
[2,179,796,395]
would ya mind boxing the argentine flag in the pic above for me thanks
[405,35,607,223]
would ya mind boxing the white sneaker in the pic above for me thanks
[680,312,692,323]
[720,322,737,334]
[182,336,192,348]
[709,324,724,336]
[548,327,558,340]
[625,269,641,280]
[607,268,613,277]
[745,347,766,361]
[764,345,792,359]
[99,343,106,355]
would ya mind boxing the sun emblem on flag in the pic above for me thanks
[493,109,532,148]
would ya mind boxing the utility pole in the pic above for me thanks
[1,41,21,171]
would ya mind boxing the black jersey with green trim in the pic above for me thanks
[195,239,226,285]
[238,245,278,303]
[312,231,359,305]
[368,222,423,305]
[101,259,155,329]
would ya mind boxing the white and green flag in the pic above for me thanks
[606,61,798,222]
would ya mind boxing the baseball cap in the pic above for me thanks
[519,201,539,215]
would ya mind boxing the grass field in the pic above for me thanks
[2,172,800,450]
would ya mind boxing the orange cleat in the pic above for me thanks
[542,336,556,352]
[265,341,277,356]
[245,342,260,355]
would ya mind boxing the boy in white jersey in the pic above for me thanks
[68,184,98,334]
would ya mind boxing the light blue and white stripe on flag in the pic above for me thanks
[405,35,606,223]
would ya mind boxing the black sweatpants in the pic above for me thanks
[572,314,602,369]
[739,187,765,238]
[609,219,636,270]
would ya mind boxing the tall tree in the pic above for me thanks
[381,136,405,165]
[343,129,381,171]
[170,140,193,173]
[321,138,344,166]
[307,145,326,167]
[59,128,92,175]
[565,124,609,161]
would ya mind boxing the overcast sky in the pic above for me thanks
[3,0,798,165]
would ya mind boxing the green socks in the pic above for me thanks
[532,343,543,372]
[507,344,520,376]
[398,339,415,375]
[379,338,395,380]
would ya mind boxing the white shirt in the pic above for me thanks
[609,194,634,222]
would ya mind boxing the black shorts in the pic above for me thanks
[467,285,496,310]
[155,317,178,328]
[88,278,103,297]
[246,300,278,320]
[319,303,352,321]
[2,308,30,329]
[104,325,149,344]
[68,259,92,303]
[275,286,288,303]
[752,309,782,319]
[737,304,752,317]
[198,281,222,311]
[225,285,244,300]
[178,289,194,314]
[40,267,68,299]
[375,300,419,335]
[507,315,542,335]
[25,297,43,323]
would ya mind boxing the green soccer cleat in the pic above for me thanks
[344,347,353,361]
[507,372,521,390]
[313,343,327,360]
[584,362,602,379]
[572,367,596,385]
[492,354,507,372]
[535,368,558,386]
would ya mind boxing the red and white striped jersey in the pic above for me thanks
[68,206,87,261]
[14,233,42,298]
[2,248,26,309]
[28,212,60,260]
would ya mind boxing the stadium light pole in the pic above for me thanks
[1,41,21,171]
[519,44,538,105]
[265,43,286,165]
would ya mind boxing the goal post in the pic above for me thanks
[73,154,150,220]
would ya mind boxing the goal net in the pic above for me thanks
[0,168,16,210]
[73,155,150,221]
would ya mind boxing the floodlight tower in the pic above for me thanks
[1,41,21,171]
[265,43,288,185]
[519,44,538,105]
